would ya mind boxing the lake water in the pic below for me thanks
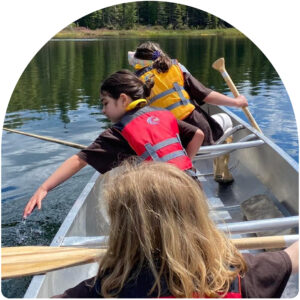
[1,36,298,297]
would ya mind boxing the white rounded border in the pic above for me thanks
[1,0,299,144]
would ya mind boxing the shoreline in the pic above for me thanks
[53,27,245,39]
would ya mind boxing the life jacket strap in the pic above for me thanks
[148,82,191,109]
[136,59,178,77]
[136,65,154,77]
[175,132,187,156]
[160,150,188,162]
[140,134,186,162]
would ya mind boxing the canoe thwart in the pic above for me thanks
[194,138,264,160]
[215,124,244,144]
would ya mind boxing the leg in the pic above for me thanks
[213,136,234,184]
[211,114,234,184]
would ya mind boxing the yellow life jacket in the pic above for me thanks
[136,60,195,120]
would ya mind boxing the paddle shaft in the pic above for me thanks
[2,235,297,279]
[2,246,106,279]
[220,70,261,132]
[3,127,86,149]
[232,235,296,250]
[212,58,262,133]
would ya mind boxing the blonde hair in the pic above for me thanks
[97,161,246,297]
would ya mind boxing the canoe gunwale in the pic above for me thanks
[220,106,298,172]
[23,172,100,298]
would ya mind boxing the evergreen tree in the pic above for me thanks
[157,2,168,28]
[174,4,183,29]
[187,6,207,29]
[206,13,219,29]
[148,2,158,25]
[138,2,149,25]
[75,2,227,31]
[89,10,103,29]
[123,2,138,29]
[180,4,188,28]
[102,5,123,29]
[102,7,114,29]
[165,2,175,29]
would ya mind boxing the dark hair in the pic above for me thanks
[134,41,172,73]
[100,69,154,100]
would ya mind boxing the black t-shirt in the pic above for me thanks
[55,250,292,298]
[183,72,224,143]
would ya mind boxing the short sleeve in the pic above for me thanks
[241,250,292,298]
[177,119,198,148]
[52,277,100,298]
[183,73,212,106]
[77,128,135,174]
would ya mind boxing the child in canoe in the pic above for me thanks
[23,70,204,218]
[55,161,298,298]
[128,41,249,183]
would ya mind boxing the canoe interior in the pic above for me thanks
[24,106,298,298]
[204,106,298,215]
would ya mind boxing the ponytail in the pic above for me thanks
[134,41,172,73]
[153,53,172,73]
[143,75,155,98]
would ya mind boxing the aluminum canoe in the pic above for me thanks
[24,106,299,298]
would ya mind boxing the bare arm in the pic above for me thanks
[23,154,87,218]
[284,240,299,274]
[185,129,204,159]
[204,91,248,108]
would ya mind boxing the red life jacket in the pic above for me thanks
[161,276,242,298]
[219,276,242,298]
[114,106,193,171]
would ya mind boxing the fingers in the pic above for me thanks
[238,95,248,107]
[23,195,44,218]
[23,199,37,219]
[23,187,48,218]
[37,199,42,210]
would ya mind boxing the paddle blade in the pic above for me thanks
[212,57,225,72]
[1,246,105,279]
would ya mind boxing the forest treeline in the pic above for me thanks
[9,37,274,121]
[75,2,231,30]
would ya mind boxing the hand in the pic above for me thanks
[23,186,48,218]
[235,95,248,108]
[284,240,299,274]
[22,155,87,219]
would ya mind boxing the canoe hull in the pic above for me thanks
[24,106,298,298]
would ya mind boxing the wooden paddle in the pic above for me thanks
[3,127,86,149]
[212,58,262,133]
[1,246,106,279]
[2,235,297,279]
[233,235,296,250]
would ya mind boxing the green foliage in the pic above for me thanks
[74,2,231,31]
[171,4,183,29]
[123,2,138,29]
[157,2,168,28]
[102,6,123,29]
